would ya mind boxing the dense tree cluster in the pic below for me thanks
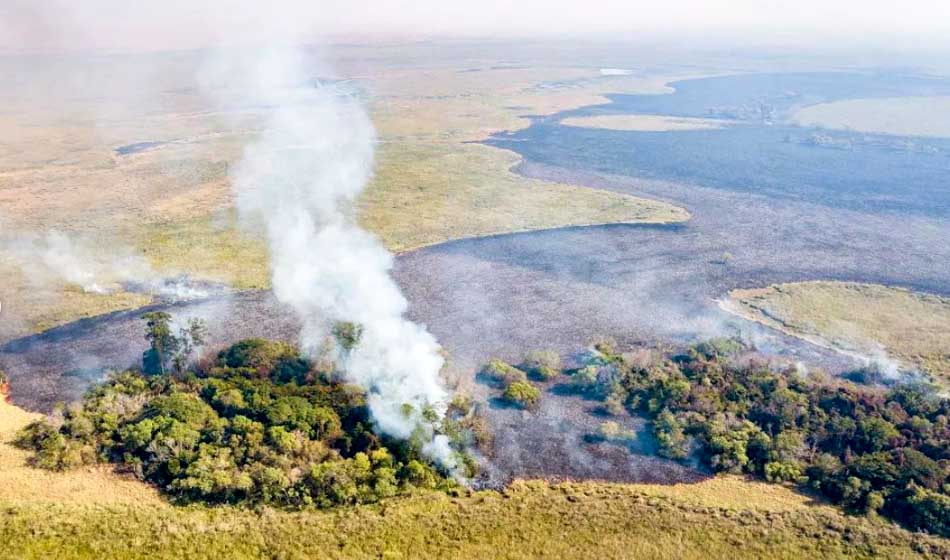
[568,338,950,536]
[17,337,468,508]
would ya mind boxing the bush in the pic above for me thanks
[902,485,950,536]
[332,322,364,352]
[218,339,298,373]
[764,461,803,483]
[522,350,561,381]
[653,409,688,460]
[690,337,745,360]
[598,421,635,442]
[482,360,527,387]
[502,382,541,410]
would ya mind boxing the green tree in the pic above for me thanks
[172,318,209,374]
[482,360,528,387]
[142,311,177,375]
[523,350,561,381]
[333,322,364,352]
[503,382,541,410]
[653,409,688,460]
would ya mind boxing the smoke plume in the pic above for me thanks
[214,46,455,467]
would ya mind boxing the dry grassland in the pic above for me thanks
[0,399,162,506]
[792,96,950,138]
[0,62,692,340]
[727,281,950,382]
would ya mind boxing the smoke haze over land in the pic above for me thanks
[2,0,950,54]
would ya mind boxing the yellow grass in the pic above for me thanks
[0,399,163,507]
[128,215,270,290]
[361,142,688,252]
[561,114,727,132]
[727,281,950,382]
[0,262,153,343]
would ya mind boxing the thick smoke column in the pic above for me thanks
[219,47,454,465]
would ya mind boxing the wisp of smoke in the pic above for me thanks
[216,46,455,468]
[5,230,138,294]
[3,229,215,301]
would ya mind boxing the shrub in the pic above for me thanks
[523,350,561,381]
[653,409,688,460]
[571,365,599,391]
[764,461,803,483]
[503,382,541,410]
[332,322,364,352]
[902,485,950,536]
[598,421,636,442]
[604,388,627,416]
[482,360,527,387]
[690,337,745,360]
[218,339,297,373]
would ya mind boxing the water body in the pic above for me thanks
[587,72,950,120]
[114,141,168,155]
[494,73,950,217]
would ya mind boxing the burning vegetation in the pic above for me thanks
[14,317,479,507]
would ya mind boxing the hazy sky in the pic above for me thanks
[3,0,950,53]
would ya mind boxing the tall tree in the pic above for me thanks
[142,311,177,375]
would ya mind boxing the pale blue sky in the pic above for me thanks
[3,0,949,53]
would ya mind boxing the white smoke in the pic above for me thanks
[3,229,214,301]
[856,345,904,381]
[5,230,145,294]
[215,46,455,467]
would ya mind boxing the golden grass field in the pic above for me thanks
[0,62,692,342]
[2,398,946,559]
[727,281,950,382]
[560,114,727,132]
